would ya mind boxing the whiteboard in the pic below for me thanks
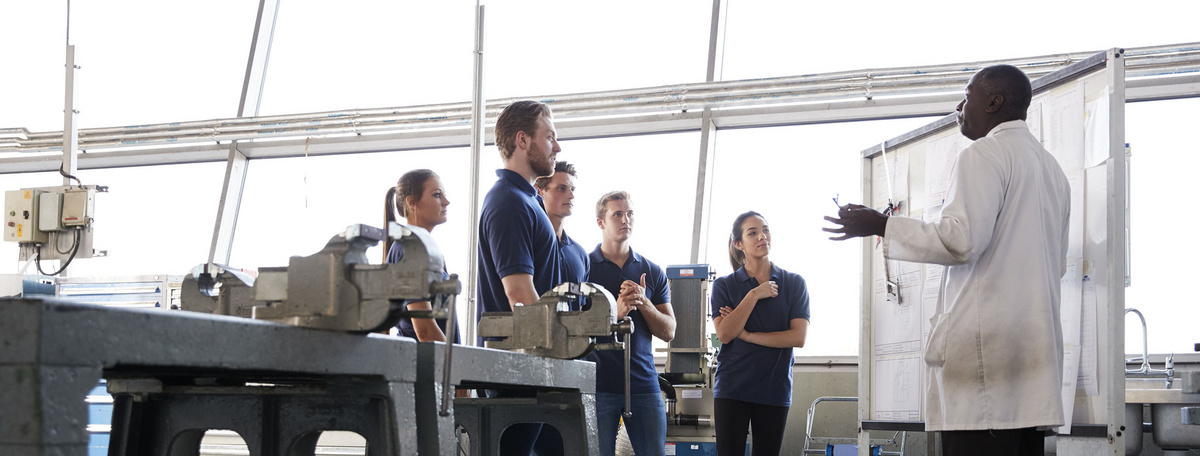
[856,49,1127,438]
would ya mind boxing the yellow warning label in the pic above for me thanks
[23,190,31,199]
[17,224,23,237]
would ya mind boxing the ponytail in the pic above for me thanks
[727,210,764,272]
[382,169,438,263]
[728,237,746,272]
[383,187,399,263]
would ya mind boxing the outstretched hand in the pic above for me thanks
[822,203,889,241]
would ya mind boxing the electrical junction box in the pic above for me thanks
[5,189,49,243]
[38,192,64,232]
[62,188,95,227]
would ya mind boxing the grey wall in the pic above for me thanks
[787,359,927,456]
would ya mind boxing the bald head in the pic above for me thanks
[974,64,1032,121]
[956,64,1034,140]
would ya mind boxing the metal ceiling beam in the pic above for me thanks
[7,76,1197,176]
[1126,73,1200,102]
[8,43,1195,155]
[3,44,1199,175]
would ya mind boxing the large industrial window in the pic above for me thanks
[719,0,1200,80]
[704,117,938,356]
[258,2,476,115]
[483,0,710,99]
[474,132,702,347]
[1125,97,1200,355]
[231,147,473,273]
[0,163,226,277]
[1,2,257,131]
[4,0,1199,361]
[542,132,703,267]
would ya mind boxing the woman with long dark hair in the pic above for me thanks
[710,211,810,456]
[383,169,455,342]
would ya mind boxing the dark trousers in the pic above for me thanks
[940,427,1044,456]
[714,398,789,456]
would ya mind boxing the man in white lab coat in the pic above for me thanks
[823,64,1071,456]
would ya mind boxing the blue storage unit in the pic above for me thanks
[87,402,113,426]
[666,441,717,456]
[665,264,711,280]
[86,379,112,455]
[665,441,748,456]
[56,275,183,309]
[55,277,183,454]
[827,444,882,455]
[88,432,110,456]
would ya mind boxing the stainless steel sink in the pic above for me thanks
[1125,378,1200,404]
[1151,403,1200,450]
[1119,310,1199,453]
[1126,376,1200,451]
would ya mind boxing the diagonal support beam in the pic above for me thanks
[208,0,281,270]
[688,0,728,264]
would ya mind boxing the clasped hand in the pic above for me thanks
[751,280,778,301]
[615,273,649,320]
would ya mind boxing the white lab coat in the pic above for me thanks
[883,120,1071,431]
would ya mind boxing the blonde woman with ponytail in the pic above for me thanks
[710,211,810,456]
[383,169,455,343]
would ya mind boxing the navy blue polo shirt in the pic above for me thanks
[386,241,460,343]
[584,245,670,394]
[476,169,562,322]
[559,230,590,311]
[710,264,809,407]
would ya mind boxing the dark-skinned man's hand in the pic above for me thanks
[822,203,889,240]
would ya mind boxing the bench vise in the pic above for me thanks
[477,282,632,360]
[182,222,459,333]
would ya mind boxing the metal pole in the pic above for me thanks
[62,45,79,186]
[857,157,874,456]
[56,43,81,277]
[464,2,486,345]
[440,290,458,415]
[624,324,633,418]
[1103,47,1128,456]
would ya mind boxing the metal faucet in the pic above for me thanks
[1125,308,1175,388]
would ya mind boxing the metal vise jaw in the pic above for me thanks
[180,263,257,316]
[478,282,633,359]
[182,222,460,333]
